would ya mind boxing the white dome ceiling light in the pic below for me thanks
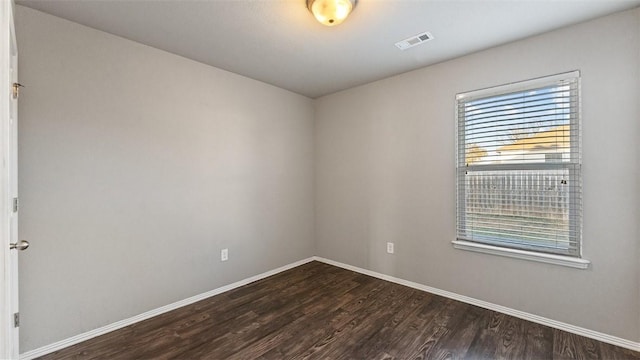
[307,0,357,27]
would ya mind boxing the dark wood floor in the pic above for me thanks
[39,261,639,360]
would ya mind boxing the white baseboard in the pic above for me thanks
[19,257,315,360]
[312,256,640,353]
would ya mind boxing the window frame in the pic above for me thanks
[453,71,589,269]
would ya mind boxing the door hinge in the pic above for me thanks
[12,83,24,100]
[12,197,18,213]
[13,312,19,328]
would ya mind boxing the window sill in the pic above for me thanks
[452,240,590,269]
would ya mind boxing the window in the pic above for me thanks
[455,72,586,267]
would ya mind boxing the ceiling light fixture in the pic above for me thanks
[307,0,357,27]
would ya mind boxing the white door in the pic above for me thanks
[2,1,25,358]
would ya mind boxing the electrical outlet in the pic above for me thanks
[221,248,228,262]
[386,242,394,254]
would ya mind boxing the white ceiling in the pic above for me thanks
[16,0,640,98]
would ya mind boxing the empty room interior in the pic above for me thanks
[2,0,640,358]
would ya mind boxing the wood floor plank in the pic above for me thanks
[177,269,361,359]
[428,304,487,360]
[392,299,470,359]
[259,276,382,359]
[292,282,415,359]
[493,315,527,359]
[37,261,640,360]
[523,320,554,360]
[140,264,351,359]
[553,330,601,360]
[599,342,640,360]
[464,310,506,359]
[370,292,446,358]
[329,288,426,359]
[226,279,362,359]
[348,289,430,359]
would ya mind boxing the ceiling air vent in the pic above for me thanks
[395,32,434,51]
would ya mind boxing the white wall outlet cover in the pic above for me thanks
[387,242,394,254]
[221,248,229,261]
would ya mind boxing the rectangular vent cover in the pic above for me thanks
[395,32,433,50]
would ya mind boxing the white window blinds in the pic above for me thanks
[456,72,582,257]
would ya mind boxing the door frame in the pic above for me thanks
[1,0,18,358]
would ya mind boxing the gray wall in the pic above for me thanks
[16,6,315,352]
[314,8,640,342]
